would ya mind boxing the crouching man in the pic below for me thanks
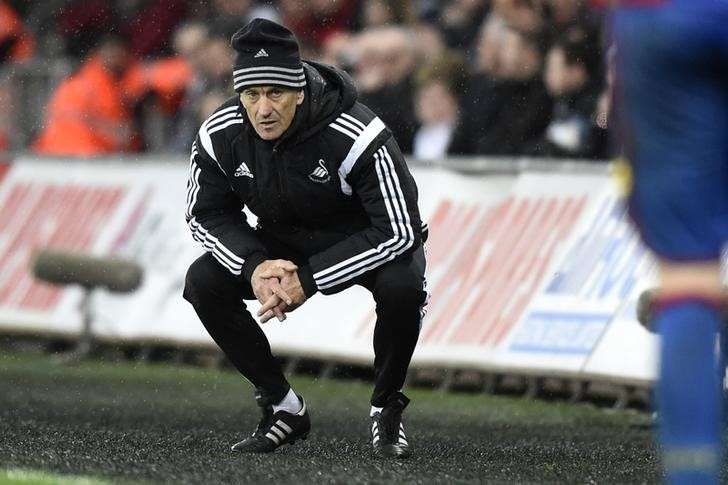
[183,18,428,458]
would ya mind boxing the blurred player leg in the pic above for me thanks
[612,3,728,483]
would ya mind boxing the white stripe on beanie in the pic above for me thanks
[233,65,306,91]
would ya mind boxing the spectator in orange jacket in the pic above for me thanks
[33,34,141,157]
[0,0,34,152]
[0,0,35,65]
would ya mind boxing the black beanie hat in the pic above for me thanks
[230,18,306,92]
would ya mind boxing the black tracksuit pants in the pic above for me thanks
[182,231,427,407]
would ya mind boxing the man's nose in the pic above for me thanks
[258,97,273,117]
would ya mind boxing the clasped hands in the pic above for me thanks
[251,259,307,323]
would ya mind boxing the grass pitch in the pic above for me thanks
[0,350,663,483]
[0,468,113,485]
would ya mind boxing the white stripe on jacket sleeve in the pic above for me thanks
[185,144,246,276]
[314,146,414,289]
[336,116,386,196]
[197,106,241,168]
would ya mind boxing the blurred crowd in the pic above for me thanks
[0,0,610,160]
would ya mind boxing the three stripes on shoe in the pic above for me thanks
[371,421,408,446]
[263,419,294,446]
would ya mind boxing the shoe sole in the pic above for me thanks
[287,433,308,446]
[373,444,411,459]
[231,433,309,453]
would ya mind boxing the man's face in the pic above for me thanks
[498,29,540,81]
[240,86,304,141]
[98,41,131,78]
[415,81,458,125]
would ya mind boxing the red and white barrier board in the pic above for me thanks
[0,161,138,334]
[0,157,659,384]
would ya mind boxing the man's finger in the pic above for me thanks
[269,280,293,305]
[253,276,278,305]
[274,260,298,272]
[274,307,286,322]
[258,267,292,279]
[260,310,276,323]
[263,300,289,323]
[257,294,281,316]
[257,286,273,304]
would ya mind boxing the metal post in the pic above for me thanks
[55,288,95,364]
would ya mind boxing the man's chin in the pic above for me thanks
[256,128,281,141]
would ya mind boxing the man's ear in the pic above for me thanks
[296,89,305,106]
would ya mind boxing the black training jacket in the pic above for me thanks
[185,61,425,296]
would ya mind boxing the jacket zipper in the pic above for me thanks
[272,147,297,225]
[272,147,285,196]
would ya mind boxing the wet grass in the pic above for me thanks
[0,350,661,484]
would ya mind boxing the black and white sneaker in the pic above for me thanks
[231,393,310,453]
[370,392,412,459]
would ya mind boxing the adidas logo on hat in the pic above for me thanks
[254,48,269,58]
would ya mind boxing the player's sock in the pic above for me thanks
[655,297,723,485]
[272,388,303,414]
[370,405,383,417]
